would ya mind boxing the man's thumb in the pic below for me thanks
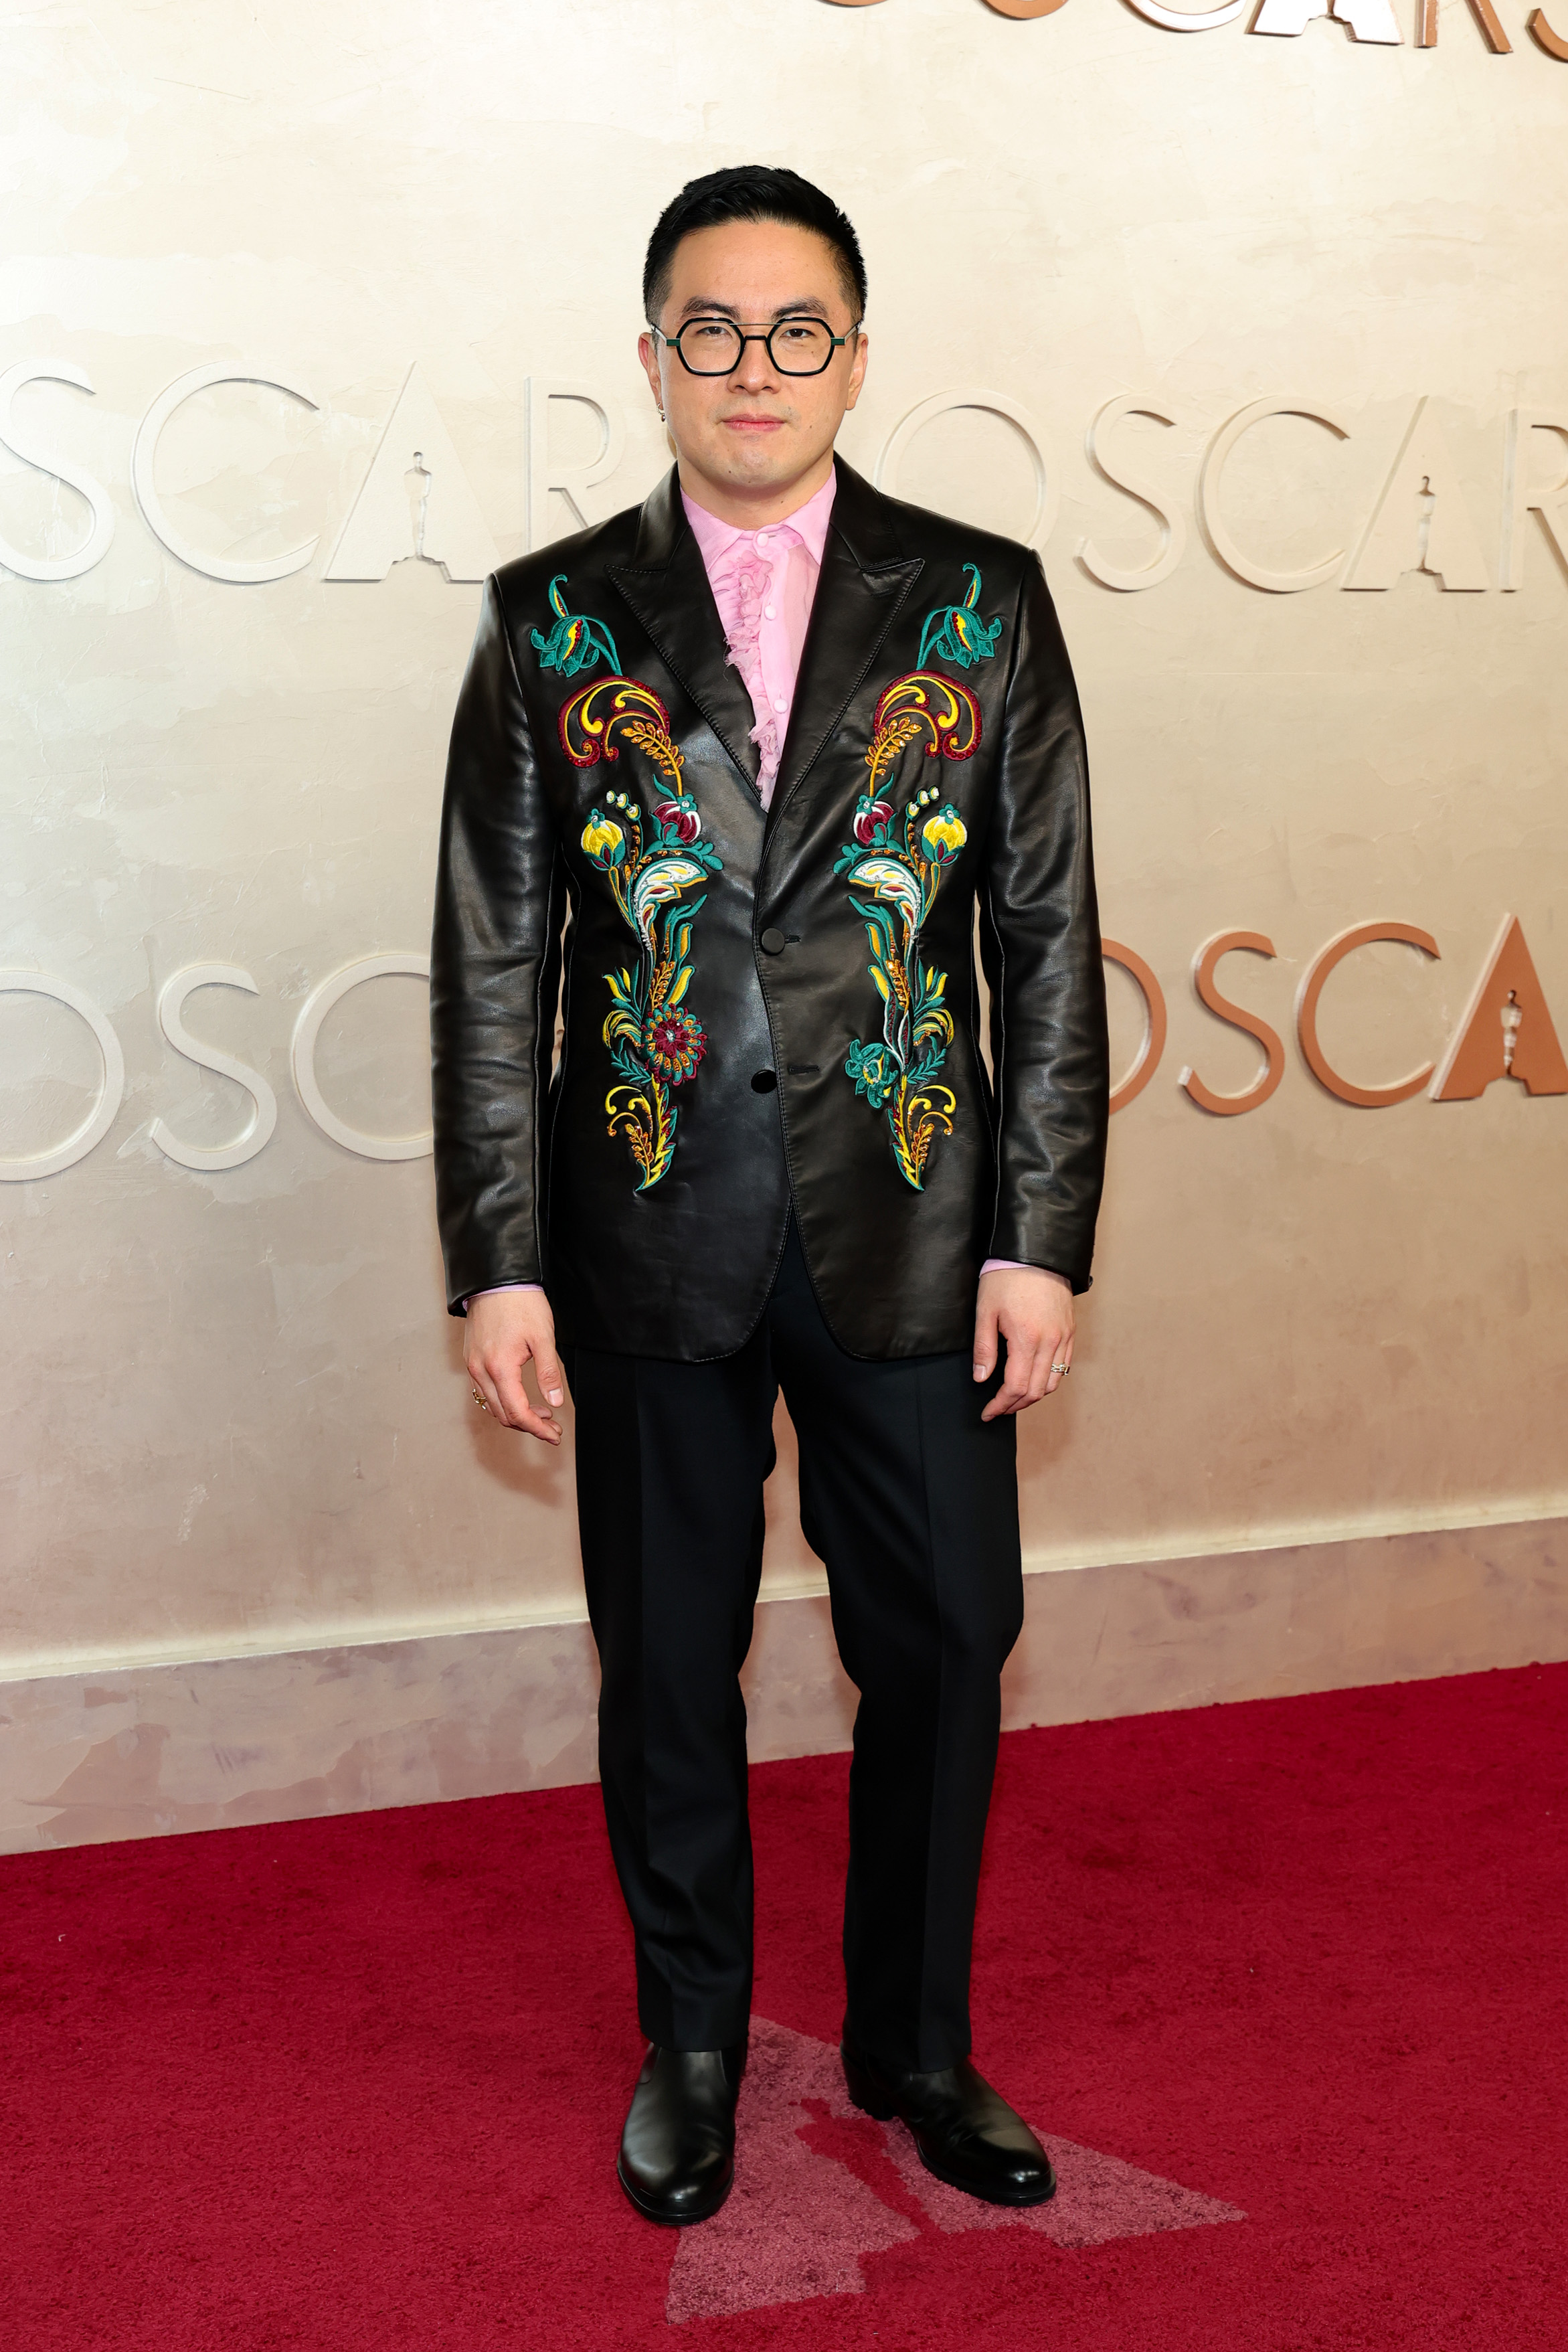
[972,1307,998,1382]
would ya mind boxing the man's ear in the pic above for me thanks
[845,329,869,413]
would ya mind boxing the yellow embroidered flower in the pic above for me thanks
[580,812,625,866]
[921,806,967,865]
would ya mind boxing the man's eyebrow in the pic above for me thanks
[673,295,835,323]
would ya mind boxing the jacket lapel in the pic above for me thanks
[606,472,762,792]
[764,460,924,842]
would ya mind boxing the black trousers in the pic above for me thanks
[562,1216,1024,2076]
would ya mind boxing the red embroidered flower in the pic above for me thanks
[644,1007,707,1084]
[655,795,702,844]
[853,795,893,846]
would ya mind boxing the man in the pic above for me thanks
[431,166,1108,2228]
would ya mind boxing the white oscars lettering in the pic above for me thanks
[150,967,278,1172]
[525,380,628,553]
[875,390,1060,549]
[10,358,1568,599]
[0,360,116,582]
[1080,397,1187,592]
[1120,0,1247,28]
[0,975,125,1181]
[1199,400,1353,593]
[326,363,499,584]
[1344,397,1490,592]
[1253,0,1402,39]
[1500,410,1568,592]
[133,365,321,584]
[290,954,434,1161]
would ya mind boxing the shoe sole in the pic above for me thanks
[616,2158,735,2228]
[843,2052,1057,2208]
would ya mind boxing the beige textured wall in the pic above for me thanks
[3,0,1567,1697]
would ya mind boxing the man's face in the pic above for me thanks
[638,219,869,505]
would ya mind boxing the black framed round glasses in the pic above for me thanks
[652,316,861,379]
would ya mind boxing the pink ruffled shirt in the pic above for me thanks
[468,467,1031,1303]
[681,475,837,809]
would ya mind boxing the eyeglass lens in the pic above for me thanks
[675,319,841,377]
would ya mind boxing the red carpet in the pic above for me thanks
[3,1663,1565,2349]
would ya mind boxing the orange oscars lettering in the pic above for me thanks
[1296,922,1441,1107]
[1417,0,1510,48]
[818,0,1568,55]
[1430,915,1568,1099]
[1102,940,1168,1112]
[1090,912,1563,1120]
[1180,932,1287,1117]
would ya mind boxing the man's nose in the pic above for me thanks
[730,335,778,393]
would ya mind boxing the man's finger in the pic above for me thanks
[483,1350,563,1446]
[972,1298,1000,1383]
[532,1339,566,1412]
[980,1338,1035,1422]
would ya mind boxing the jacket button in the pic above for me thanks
[750,1070,778,1094]
[759,927,788,955]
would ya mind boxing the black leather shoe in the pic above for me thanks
[841,2033,1056,2207]
[616,2042,747,2225]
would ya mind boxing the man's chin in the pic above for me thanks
[708,434,814,487]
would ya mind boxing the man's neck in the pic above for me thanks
[675,449,836,531]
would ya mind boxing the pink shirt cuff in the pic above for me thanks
[466,1266,1063,1307]
[981,1259,1071,1281]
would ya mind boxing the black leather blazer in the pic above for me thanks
[431,459,1108,1361]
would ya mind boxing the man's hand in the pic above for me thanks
[973,1266,1075,1423]
[464,1289,566,1446]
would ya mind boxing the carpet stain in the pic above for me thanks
[666,2017,1243,2322]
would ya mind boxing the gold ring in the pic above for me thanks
[470,1385,491,1414]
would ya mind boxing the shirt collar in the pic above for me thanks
[681,465,838,568]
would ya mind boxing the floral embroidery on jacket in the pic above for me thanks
[917,564,1003,673]
[562,676,722,1192]
[532,576,622,677]
[835,673,980,1190]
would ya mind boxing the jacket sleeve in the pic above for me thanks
[977,553,1110,1293]
[430,576,565,1315]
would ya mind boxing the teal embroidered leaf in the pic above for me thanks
[532,574,622,677]
[917,564,1003,673]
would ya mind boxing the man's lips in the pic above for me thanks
[720,415,787,432]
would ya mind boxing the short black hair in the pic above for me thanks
[643,165,867,325]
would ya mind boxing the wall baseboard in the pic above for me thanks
[3,1513,1565,1857]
